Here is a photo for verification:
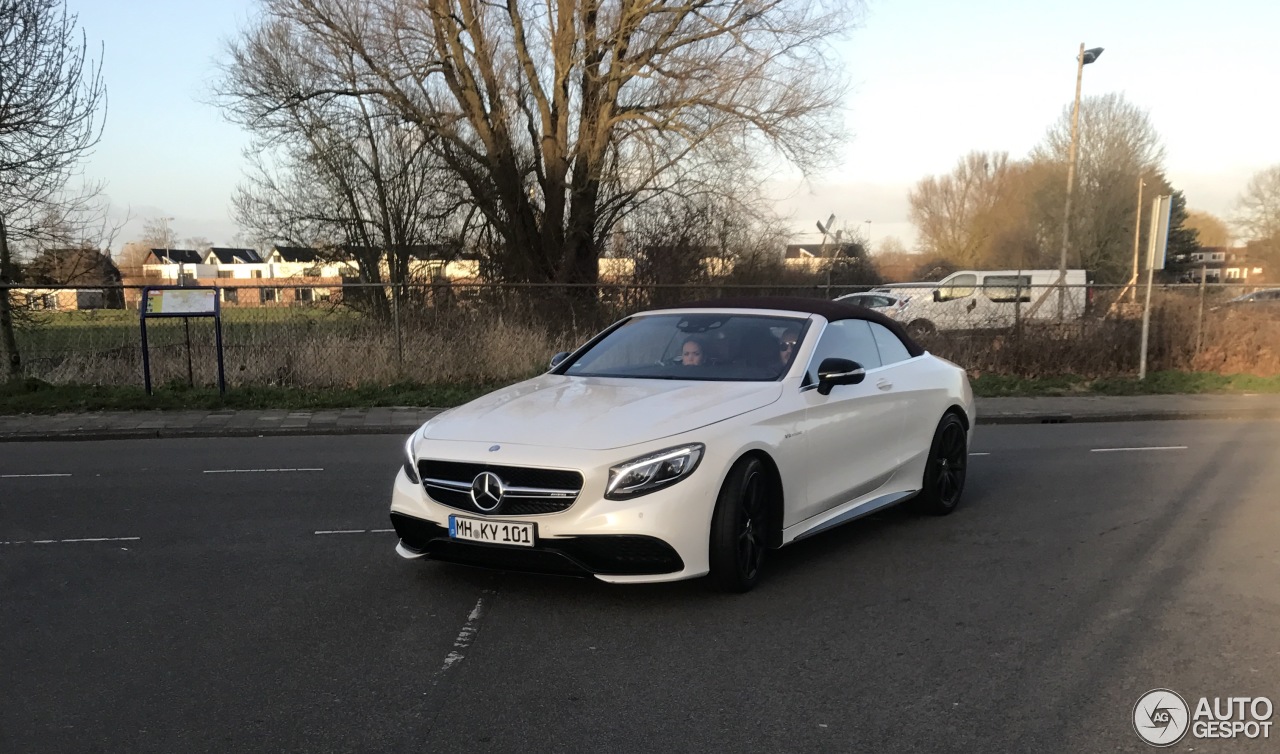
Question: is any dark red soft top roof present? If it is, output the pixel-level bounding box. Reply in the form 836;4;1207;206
669;296;925;358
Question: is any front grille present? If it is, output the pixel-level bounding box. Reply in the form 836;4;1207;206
418;459;584;516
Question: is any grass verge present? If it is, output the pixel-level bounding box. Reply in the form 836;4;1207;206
4;370;1280;414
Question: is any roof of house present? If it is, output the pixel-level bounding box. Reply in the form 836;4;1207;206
272;246;321;264
208;247;264;264
148;249;203;265
341;244;479;261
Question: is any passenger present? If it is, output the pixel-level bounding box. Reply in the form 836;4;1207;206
778;326;801;364
681;338;704;366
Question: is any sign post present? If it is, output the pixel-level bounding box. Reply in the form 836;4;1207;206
140;286;226;396
1138;195;1173;380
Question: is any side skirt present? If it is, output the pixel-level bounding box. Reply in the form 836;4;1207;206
784;489;919;544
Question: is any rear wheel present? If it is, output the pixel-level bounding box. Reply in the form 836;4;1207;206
708;457;770;593
912;413;968;515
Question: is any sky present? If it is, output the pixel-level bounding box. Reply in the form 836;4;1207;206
69;0;1280;254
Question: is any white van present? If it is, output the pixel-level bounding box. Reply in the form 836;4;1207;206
871;269;1090;334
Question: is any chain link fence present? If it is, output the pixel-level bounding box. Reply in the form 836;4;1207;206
4;280;1279;388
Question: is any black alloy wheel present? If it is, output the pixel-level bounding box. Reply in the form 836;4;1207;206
709;457;770;592
913;413;968;515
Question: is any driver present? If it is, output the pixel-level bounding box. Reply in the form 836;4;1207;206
681;338;704;366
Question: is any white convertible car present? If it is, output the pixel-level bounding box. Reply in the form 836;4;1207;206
390;298;975;592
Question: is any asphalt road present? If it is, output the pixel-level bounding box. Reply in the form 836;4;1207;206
2;421;1279;753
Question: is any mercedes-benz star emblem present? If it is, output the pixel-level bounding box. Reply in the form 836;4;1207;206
470;471;505;512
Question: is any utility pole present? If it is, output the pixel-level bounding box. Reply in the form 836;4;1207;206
1127;177;1145;304
1056;44;1104;319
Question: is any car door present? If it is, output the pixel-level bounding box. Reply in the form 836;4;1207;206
869;322;939;469
935;273;979;329
794;319;901;523
979;274;1031;328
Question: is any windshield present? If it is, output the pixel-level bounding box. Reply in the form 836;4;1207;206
561;313;809;381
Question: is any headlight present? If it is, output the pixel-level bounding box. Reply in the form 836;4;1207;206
605;443;704;500
402;430;421;484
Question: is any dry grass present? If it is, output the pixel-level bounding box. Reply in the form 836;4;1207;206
22;309;598;388
14;284;1280;387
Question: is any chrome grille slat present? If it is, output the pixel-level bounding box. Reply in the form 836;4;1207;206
418;459;584;516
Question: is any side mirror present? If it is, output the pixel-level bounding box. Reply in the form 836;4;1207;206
549;351;570;369
816;358;865;395
933;289;942;302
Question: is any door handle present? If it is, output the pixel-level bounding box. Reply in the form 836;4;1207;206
876;379;893;391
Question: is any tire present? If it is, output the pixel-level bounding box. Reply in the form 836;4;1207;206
912;413;968;516
906;319;936;337
708;456;771;593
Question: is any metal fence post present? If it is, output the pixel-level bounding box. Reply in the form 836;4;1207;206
391;280;404;373
1194;267;1207;356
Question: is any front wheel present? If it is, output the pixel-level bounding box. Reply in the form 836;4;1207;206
708;457;771;593
912;413;968;515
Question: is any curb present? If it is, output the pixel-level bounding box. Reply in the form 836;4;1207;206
978;409;1280;425
0;424;425;443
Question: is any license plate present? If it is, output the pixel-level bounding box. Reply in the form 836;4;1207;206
449;515;536;547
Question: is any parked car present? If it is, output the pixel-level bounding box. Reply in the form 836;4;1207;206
1211;288;1280;311
390;297;975;592
873;269;1091;335
833;291;913;320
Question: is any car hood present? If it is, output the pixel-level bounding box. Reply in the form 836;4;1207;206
420;375;783;451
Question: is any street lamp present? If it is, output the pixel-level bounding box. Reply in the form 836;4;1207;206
1056;43;1104;319
864;220;872;251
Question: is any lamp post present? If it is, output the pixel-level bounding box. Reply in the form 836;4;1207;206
864;220;872;251
1056;43;1104;319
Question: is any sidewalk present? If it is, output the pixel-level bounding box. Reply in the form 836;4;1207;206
2;394;1280;442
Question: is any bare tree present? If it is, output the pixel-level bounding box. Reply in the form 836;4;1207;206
21;205;122;287
870;242;919;283
1031;93;1167;282
223;0;856;290
1;0;106;380
115;217;183;277
183;236;214;254
908;151;1020;267
1185;210;1231;249
1234;165;1280;269
219;15;469;320
139;216;179;249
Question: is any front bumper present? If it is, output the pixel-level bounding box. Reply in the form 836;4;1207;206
390;512;685;578
388;441;724;583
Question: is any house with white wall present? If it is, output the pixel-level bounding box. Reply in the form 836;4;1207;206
141;249;215;282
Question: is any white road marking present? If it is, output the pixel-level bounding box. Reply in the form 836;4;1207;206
2;473;72;478
1090;446;1188;453
2;536;140;546
204;468;324;474
314;529;367;535
370;528;395;533
969;452;991;457
442;592;493;672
